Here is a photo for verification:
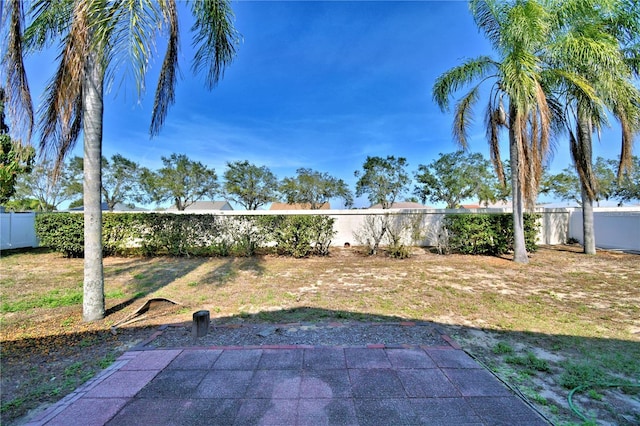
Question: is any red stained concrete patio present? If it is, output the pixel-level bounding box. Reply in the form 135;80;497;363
23;342;550;425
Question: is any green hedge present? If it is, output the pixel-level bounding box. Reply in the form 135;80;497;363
443;213;540;255
35;213;85;258
35;213;335;258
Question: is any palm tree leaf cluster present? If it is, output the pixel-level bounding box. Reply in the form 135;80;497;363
1;0;239;321
433;0;639;261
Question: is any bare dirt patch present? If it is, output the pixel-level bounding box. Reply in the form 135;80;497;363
1;245;639;425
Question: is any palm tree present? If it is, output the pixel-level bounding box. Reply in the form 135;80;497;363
545;0;640;255
433;0;557;263
2;0;238;321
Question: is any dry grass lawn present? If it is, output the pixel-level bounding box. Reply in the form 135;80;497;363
1;245;639;425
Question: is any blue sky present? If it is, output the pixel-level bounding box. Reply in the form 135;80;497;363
23;0;629;209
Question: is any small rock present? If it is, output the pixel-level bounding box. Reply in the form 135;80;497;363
257;327;277;338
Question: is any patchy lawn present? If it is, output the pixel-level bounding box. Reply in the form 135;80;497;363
1;245;638;425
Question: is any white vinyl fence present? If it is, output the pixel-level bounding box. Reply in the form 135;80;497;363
1;208;638;252
568;207;640;252
0;212;38;250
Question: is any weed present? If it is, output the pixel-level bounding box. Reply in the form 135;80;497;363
492;341;514;355
0;398;25;414
559;363;606;389
587;389;603;401
505;352;550;373
522;387;548;405
79;337;97;348
133;273;145;280
187;281;199;287
98;353;116;369
63;362;84;377
60;317;74;327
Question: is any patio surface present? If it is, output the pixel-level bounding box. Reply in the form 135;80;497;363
23;338;550;425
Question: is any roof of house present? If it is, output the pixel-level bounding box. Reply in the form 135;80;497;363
269;202;331;210
460;201;511;209
68;202;145;212
369;202;432;209
166;201;233;211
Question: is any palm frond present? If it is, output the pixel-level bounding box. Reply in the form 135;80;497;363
103;0;163;98
38;0;91;178
453;86;480;149
23;0;74;51
150;0;180;137
191;0;239;89
610;85;640;178
469;0;505;51
432;56;496;111
484;97;506;186
3;0;34;142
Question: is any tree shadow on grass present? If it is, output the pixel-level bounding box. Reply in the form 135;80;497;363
102;257;209;316
199;255;267;287
103;255;267;316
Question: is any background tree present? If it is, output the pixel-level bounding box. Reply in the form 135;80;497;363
544;156;640;206
0;87;34;204
2;197;52;212
615;155;640;205
14;158;76;211
543;158;617;206
414;151;501;208
541;167;581;205
223;160;279;210
68;154;142;211
3;0;238;321
354;155;410;209
140;153;218;211
280;168;353;209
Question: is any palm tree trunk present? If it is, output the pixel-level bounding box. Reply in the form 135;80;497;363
82;48;105;322
576;114;597;255
581;186;596;254
509;108;529;264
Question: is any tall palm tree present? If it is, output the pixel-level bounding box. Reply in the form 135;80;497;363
545;0;640;255
2;0;238;321
433;0;557;263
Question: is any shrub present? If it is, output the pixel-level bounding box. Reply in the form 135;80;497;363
442;213;540;255
261;215;336;258
36;213;84;258
353;214;389;255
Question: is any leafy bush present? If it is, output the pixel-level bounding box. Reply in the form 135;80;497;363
36;213;85;258
442;213;540;255
261;215;336;258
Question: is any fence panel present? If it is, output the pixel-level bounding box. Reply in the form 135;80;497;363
569;208;640;252
0;212;39;250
